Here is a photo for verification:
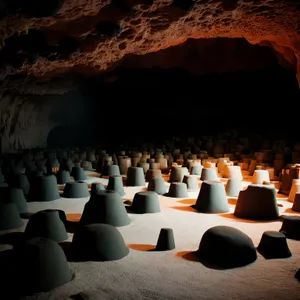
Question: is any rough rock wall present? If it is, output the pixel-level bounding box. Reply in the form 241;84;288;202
0;0;299;152
0;0;299;85
0;90;86;153
0;93;58;153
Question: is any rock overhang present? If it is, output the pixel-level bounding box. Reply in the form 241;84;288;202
0;0;299;89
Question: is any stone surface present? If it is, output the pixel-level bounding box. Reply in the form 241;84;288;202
0;0;299;152
0;92;58;152
0;0;298;85
0;90;87;153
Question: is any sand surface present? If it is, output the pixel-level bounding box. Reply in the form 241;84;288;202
1;170;300;300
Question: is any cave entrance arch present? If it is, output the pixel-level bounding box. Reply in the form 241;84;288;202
46;125;87;148
83;37;300;140
47;125;105;148
47;126;68;148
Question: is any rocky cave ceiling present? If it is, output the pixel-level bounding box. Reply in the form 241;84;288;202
0;0;299;93
0;0;300;153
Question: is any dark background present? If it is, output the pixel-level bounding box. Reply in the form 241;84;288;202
47;38;300;148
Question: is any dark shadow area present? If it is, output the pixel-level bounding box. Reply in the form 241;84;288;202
47;125;98;148
0;249;15;295
0;36;298;152
20;212;34;219
46;90;96;148
176;250;199;261
65;220;79;234
78;66;299;146
64;214;82;234
176;250;256;270
0;231;25;246
70;293;86;300
125;206;136;213
42;38;300;149
59;241;73;260
176;250;207;264
119;37;280;75
256;247;292;260
123;199;132;205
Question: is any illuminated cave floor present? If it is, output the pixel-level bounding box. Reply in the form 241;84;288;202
2;170;300;300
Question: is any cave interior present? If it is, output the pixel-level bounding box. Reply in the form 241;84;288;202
0;0;299;152
0;1;300;299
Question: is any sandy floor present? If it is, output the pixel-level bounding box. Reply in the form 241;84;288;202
1;170;300;300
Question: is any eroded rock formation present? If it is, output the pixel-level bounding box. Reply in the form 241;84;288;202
0;0;299;152
0;92;58;152
0;0;299;84
0;91;87;153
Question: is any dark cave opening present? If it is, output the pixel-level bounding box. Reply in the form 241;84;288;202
17;37;300;150
50;37;298;148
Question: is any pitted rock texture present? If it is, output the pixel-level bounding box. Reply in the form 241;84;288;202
0;0;299;85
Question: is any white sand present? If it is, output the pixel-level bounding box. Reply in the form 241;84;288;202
3;171;300;300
